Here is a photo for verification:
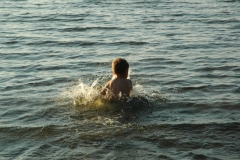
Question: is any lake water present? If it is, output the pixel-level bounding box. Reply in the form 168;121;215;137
1;0;240;159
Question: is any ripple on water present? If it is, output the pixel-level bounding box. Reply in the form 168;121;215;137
1;0;240;159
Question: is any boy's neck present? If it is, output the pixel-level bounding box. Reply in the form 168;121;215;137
115;74;127;79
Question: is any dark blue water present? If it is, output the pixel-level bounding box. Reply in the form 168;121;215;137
1;0;240;159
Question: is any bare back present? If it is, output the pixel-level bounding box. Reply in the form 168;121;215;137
103;77;132;100
108;77;132;96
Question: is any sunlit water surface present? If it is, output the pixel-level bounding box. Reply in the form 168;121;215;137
1;0;240;159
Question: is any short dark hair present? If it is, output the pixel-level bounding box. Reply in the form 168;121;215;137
112;58;129;74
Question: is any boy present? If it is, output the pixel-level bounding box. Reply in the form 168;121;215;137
101;58;132;101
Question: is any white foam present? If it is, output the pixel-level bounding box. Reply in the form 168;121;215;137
60;76;150;109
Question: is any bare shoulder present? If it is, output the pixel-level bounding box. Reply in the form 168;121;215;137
111;78;132;86
126;79;132;84
125;79;132;88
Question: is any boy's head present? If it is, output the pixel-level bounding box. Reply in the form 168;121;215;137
112;58;129;75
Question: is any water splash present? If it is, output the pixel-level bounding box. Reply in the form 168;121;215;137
60;78;104;108
61;77;153;110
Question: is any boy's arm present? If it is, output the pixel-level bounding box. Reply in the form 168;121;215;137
129;80;133;96
100;81;110;95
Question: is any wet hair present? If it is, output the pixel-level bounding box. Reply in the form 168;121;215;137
112;58;129;74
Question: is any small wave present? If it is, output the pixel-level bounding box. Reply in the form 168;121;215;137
194;65;239;72
184;101;239;109
166;43;212;50
220;0;239;3
26;40;98;46
25;40;148;47
234;87;240;93
185;152;221;160
113;41;148;45
204;18;240;24
198;73;230;78
171;13;185;17
139;57;168;62
61;26;124;32
233;67;240;71
1;13;88;22
27;77;68;87
3;40;19;45
3;84;26;91
38;17;85;22
142;20;173;24
141;122;240;131
179;85;211;92
35;64;72;71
